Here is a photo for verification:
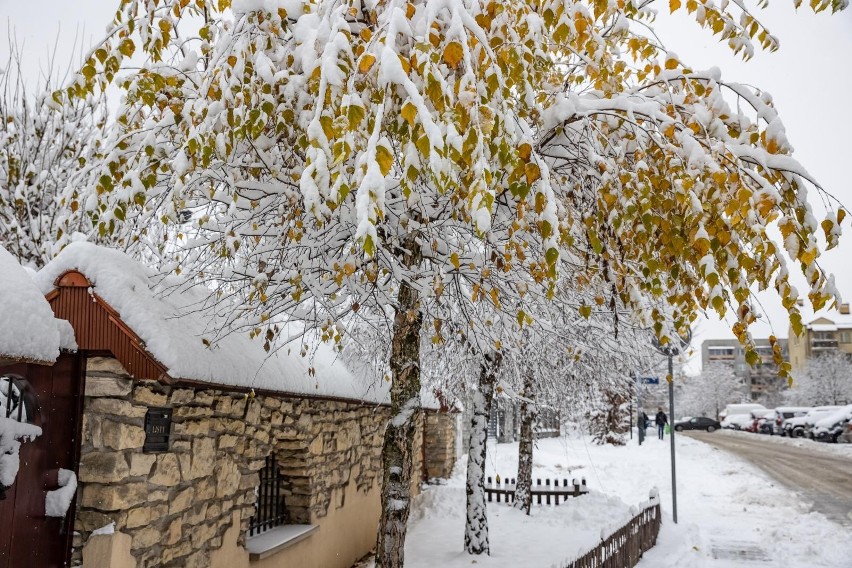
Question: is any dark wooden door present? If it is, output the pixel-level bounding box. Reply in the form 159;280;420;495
0;353;84;568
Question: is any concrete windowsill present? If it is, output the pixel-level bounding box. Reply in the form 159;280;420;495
246;524;318;561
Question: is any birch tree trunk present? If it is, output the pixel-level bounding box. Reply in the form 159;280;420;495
464;352;501;555
375;279;423;568
514;372;536;515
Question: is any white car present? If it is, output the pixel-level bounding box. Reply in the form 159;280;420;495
721;414;753;430
783;406;841;438
812;405;852;443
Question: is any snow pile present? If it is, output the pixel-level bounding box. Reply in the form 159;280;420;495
0;416;42;487
45;468;77;517
0;245;64;363
36;243;389;404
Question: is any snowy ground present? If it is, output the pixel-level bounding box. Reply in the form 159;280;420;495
391;430;852;568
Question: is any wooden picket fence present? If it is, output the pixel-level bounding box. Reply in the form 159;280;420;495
484;477;589;505
561;492;661;568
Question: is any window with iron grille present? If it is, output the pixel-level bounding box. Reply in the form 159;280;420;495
249;455;290;536
1;375;38;424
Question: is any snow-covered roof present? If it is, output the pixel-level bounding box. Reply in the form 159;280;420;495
800;307;852;330
0;246;73;364
36;242;392;405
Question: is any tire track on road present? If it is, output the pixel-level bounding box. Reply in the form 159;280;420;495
686;431;852;526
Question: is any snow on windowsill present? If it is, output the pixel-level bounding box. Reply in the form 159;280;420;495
245;524;318;561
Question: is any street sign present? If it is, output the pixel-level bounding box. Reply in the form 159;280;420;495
639;377;660;385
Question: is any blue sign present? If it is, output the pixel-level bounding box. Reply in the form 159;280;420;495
639;377;659;385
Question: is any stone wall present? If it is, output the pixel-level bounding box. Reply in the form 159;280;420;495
74;357;409;568
423;412;458;479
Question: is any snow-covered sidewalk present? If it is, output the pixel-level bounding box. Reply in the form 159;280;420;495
394;432;852;567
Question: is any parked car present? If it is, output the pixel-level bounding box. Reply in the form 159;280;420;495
756;410;778;435
783;406;841;438
812;405;852;443
721;414;753;430
720;403;766;421
774;407;811;435
674;417;721;432
747;409;774;433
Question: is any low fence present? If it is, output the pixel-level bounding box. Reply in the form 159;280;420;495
561;491;661;568
484;476;589;505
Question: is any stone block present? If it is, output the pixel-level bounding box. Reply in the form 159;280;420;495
170;388;195;405
169;486;195;515
183;503;208;525
130;525;161;550
162;539;193;563
129;453;157;477
86;357;130;376
175;406;214;419
149;453;181;486
76;510;119;532
188;437;215;479
190;522;218;549
81;482;148;511
85;376;133;398
218;435;238;449
195;479;216;500
79;452;130;484
132;386;168;406
102;421;146;451
165;517;182;545
124;506;150;529
215;456;241;498
88;398;148;419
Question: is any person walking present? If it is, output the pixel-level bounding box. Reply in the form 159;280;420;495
655;408;668;440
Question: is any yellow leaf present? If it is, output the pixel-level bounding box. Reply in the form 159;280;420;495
376;146;394;176
670;0;681;11
839;208;847;225
450;252;460;270
359;54;376;74
579;305;592;319
401;102;417;127
443;41;464;69
518;143;532;161
524;163;541;185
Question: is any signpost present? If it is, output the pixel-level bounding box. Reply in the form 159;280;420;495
651;330;691;524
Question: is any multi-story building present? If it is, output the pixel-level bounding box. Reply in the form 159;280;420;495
700;337;789;401
788;302;852;373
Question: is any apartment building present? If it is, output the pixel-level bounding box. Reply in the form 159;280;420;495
701;337;789;400
788;302;852;373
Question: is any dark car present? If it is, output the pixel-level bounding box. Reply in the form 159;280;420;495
674;417;721;432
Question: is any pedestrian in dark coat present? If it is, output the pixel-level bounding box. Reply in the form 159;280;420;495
655;408;668;440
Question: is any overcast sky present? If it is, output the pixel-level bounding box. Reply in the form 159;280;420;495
2;1;851;371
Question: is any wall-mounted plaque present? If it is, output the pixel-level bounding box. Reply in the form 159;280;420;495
143;407;171;453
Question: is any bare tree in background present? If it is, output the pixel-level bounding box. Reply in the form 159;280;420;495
787;352;852;406
0;41;107;267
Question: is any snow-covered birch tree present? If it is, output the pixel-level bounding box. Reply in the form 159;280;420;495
678;362;745;419
788;351;852;406
63;0;848;564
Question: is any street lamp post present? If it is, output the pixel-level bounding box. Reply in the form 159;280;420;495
652;329;691;524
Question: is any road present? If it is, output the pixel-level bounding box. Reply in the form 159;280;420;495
686;431;852;527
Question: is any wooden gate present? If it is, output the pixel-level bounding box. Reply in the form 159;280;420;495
0;353;84;568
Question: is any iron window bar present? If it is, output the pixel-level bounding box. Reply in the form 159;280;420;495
249;454;289;536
